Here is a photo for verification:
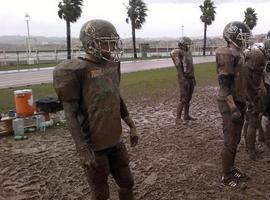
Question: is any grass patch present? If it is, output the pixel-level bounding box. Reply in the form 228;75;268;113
0;57;170;71
0;63;56;71
121;62;217;100
195;62;217;85
0;62;216;113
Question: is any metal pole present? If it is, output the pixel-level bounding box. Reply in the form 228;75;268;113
181;25;184;37
55;48;58;64
25;13;31;64
3;50;7;66
36;50;39;66
16;51;20;68
166;41;169;56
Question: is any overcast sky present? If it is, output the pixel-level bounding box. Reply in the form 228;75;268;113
1;0;270;39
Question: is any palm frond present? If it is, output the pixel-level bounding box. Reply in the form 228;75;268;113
57;0;83;23
243;7;257;30
126;0;148;30
199;0;216;25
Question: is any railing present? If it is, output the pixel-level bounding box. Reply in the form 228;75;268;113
0;46;217;67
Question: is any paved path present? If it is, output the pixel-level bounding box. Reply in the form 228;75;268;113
0;56;215;89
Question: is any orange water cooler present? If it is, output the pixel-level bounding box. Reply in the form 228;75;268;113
14;89;35;117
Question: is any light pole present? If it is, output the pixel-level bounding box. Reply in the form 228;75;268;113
181;25;184;38
25;13;31;64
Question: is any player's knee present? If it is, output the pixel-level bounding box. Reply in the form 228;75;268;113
119;173;134;189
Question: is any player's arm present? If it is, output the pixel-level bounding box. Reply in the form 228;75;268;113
53;67;96;168
216;51;241;121
120;96;139;147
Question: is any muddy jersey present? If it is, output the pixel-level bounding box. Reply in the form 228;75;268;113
262;61;270;115
215;47;246;103
244;48;266;103
53;58;128;151
264;61;270;86
170;48;195;79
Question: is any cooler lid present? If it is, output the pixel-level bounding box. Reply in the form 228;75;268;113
14;89;32;94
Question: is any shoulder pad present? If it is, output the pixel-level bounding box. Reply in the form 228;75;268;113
251;48;264;59
170;48;180;54
215;47;240;57
54;58;86;71
53;58;86;102
245;48;265;70
170;48;184;57
215;47;242;75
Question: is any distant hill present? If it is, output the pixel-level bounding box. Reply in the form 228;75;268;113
0;35;75;51
0;35;215;51
0;35;66;45
0;34;267;52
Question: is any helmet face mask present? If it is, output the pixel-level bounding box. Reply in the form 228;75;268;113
90;36;123;61
235;30;251;49
223;21;251;50
80;20;123;62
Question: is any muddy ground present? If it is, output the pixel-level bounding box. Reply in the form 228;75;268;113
0;86;270;200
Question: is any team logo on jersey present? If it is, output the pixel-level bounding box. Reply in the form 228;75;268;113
90;69;104;78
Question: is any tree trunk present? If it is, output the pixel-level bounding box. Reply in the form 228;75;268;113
66;20;71;59
131;21;137;59
203;22;207;56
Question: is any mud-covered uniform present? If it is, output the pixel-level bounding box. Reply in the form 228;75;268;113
215;46;246;177
170;48;196;120
53;57;134;200
245;49;265;127
261;61;270;152
244;48;266;158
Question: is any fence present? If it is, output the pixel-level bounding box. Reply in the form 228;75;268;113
0;45;217;67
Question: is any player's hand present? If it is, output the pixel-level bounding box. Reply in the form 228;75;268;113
77;145;96;168
130;128;139;147
231;108;242;123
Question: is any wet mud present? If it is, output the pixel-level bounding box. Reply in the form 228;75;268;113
1;86;270;200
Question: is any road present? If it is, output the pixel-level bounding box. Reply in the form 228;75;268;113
0;56;215;89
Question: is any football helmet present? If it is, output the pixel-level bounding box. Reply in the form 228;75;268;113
223;21;251;49
79;19;123;61
178;37;193;51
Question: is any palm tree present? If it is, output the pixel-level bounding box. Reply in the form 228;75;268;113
243;7;257;30
58;0;83;59
125;0;148;59
199;0;216;56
